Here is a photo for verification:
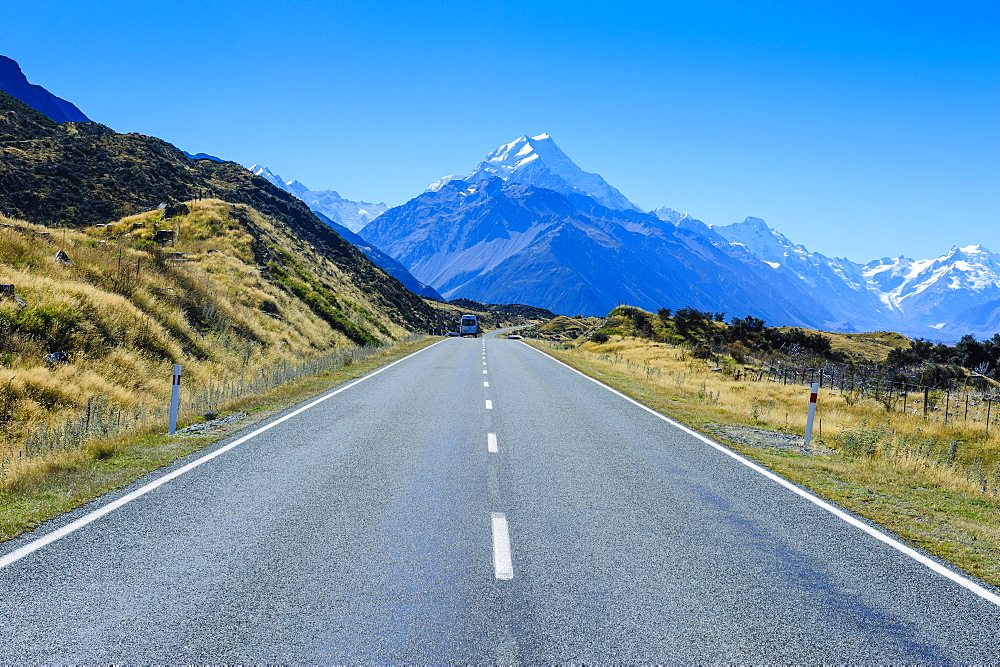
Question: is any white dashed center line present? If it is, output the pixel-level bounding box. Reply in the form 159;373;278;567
484;381;489;387
485;400;493;409
491;513;514;580
483;369;488;374
487;432;498;453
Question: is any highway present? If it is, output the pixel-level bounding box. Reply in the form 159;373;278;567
1;333;998;661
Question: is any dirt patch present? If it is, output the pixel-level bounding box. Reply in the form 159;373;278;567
707;424;834;456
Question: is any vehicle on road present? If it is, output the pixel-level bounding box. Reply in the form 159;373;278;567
459;314;480;338
445;331;460;337
507;334;524;340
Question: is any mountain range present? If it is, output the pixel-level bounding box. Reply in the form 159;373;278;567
249;165;388;233
363;134;1000;340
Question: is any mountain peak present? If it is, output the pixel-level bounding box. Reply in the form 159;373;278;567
443;133;642;212
741;216;770;231
0;55;91;123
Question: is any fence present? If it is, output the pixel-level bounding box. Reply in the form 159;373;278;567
3;335;423;471
736;363;1000;431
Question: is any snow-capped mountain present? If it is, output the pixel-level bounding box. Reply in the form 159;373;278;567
701;215;1000;339
249;165;388;232
428;134;641;212
376;133;1000;339
362;176;837;323
709;216;891;332
863;246;1000;337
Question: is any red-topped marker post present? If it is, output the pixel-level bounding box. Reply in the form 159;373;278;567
804;382;819;446
168;365;182;435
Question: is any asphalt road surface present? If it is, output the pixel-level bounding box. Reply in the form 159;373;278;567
1;334;999;662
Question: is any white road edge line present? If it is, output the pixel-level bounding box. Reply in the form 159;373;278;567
0;339;448;572
488;432;498;453
521;342;1000;608
491;512;514;580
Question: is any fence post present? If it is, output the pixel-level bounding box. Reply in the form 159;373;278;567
804;382;819;446
168;365;181;435
923;387;929;419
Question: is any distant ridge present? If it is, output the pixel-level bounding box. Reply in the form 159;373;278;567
183;150;225;162
0;55;91;123
249;165;388;233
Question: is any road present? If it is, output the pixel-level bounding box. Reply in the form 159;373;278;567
1;334;998;661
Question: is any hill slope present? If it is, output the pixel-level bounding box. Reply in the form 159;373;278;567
0;200;420;448
0;90;438;331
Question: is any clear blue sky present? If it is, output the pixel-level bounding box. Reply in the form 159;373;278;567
3;0;997;262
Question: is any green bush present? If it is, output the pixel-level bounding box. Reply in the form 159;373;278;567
836;421;889;457
12;304;83;350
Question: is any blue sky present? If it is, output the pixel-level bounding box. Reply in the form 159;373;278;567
3;0;997;262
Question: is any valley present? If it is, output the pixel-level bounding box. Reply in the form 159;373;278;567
1;45;998;661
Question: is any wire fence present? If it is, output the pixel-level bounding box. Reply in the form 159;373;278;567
3;335;423;473
746;364;1000;431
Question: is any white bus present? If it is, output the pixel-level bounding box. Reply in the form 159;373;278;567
459;314;479;338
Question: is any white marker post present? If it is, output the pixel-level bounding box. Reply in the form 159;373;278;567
804;382;819;446
168;364;182;435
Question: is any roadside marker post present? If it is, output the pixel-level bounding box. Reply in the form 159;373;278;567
168;365;182;435
804;382;819;446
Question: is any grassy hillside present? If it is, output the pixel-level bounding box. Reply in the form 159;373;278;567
777;328;912;363
0;90;441;332
0;200;421;456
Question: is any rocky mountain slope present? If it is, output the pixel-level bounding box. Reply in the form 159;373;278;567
362;176;835;324
0;55;90;123
0;90;442;333
248;164;437;298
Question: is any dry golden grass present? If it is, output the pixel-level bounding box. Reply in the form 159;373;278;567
538;336;1000;586
775;327;912;363
563;336;1000;487
0;200;408;465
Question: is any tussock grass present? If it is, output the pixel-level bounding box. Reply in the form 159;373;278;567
0;200;409;469
538;337;1000;586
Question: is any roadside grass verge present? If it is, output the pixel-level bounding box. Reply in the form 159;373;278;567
532;338;1000;589
0;336;437;542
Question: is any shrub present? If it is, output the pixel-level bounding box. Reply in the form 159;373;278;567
590;332;610;343
836;421;889;457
